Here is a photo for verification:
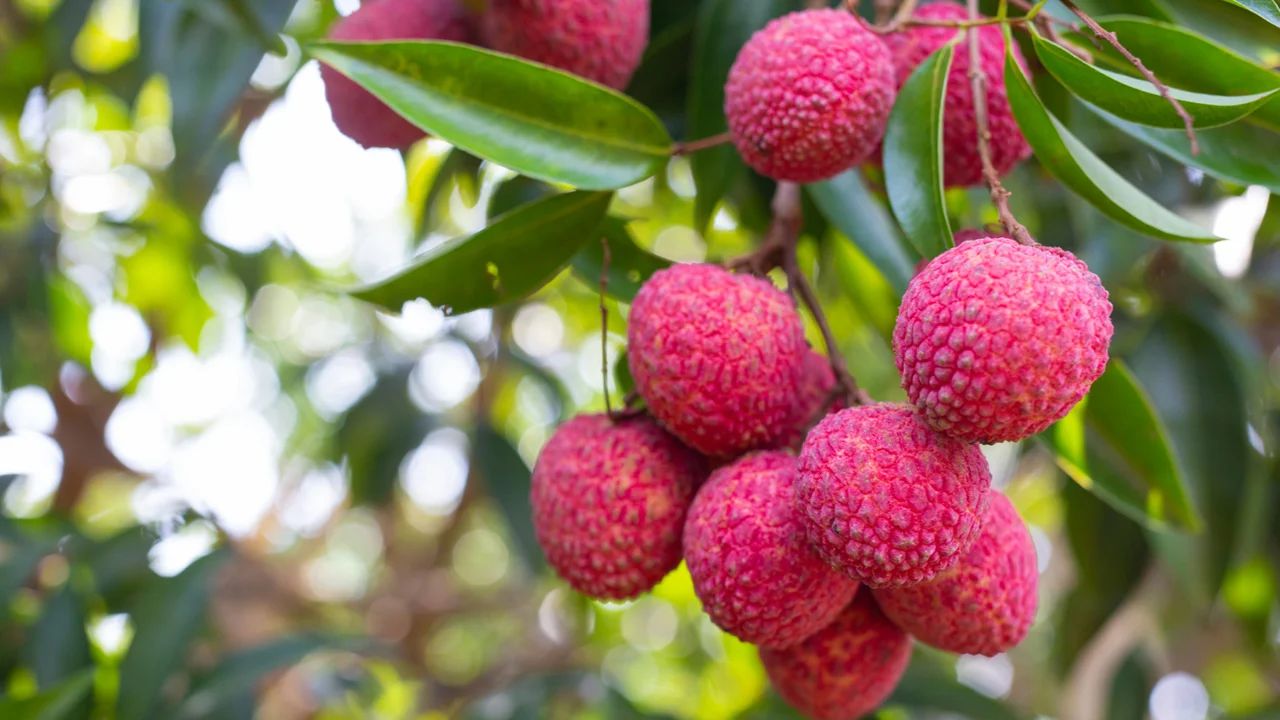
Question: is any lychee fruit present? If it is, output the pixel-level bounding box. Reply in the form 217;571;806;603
915;228;1009;274
724;9;896;183
627;264;809;458
319;0;477;149
779;351;842;450
530;414;705;600
883;1;1030;187
893;236;1114;444
684;451;860;649
797;403;991;588
760;591;912;720
483;0;649;90
875;491;1038;656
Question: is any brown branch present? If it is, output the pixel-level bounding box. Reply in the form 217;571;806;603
599;235;613;416
671;131;732;157
871;0;919;33
1060;0;1198;155
966;0;1036;246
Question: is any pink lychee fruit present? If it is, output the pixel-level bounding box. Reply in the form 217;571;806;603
627;264;809;458
684;451;860;649
883;1;1030;187
875;491;1038;656
779;350;843;450
319;0;477;149
893;236;1114;444
915;228;1010;274
530;414;705;600
760;591;912;720
483;0;650;90
724;9;896;183
797;403;991;588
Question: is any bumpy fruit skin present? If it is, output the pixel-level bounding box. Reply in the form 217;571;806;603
483;0;649;89
724;9;896;183
797;404;991;588
875;491;1038;656
780;351;841;449
760;591;912;720
684;452;860;649
531;414;705;600
915;228;1008;274
893;237;1114;444
320;0;477;149
884;1;1030;187
628;264;808;458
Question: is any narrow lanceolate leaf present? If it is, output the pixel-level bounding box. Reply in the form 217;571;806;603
570;217;671;302
807;171;919;297
353;191;613;313
1032;32;1277;128
884;43;955;260
1217;0;1280;27
472;424;543;572
1003;33;1218;243
1044;360;1201;532
310;41;672;190
687;0;797;230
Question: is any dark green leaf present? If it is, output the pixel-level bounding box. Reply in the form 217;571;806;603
353;191;613;313
1107;650;1153;720
0;670;94;720
1158;0;1280;61
81;527;156;611
28;585;92;689
614;350;635;398
420;148;483;234
888;652;1026;719
1044;360;1201;532
1004;32;1218;243
570;217;671;302
686;0;796;229
338;368;431;508
118;550;229;720
807;170;919;296
310;41;672;190
1032;32;1277;128
487;176;556;220
1218;0;1280;26
885;43;956;259
472;424;542;572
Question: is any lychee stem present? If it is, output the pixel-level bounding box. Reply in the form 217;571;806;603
599;234;614;416
671;131;733;156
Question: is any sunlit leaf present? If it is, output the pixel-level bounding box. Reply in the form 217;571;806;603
807;170;919;296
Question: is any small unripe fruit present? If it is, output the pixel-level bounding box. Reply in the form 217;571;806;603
893;236;1114;444
875;491;1038;656
760;591;911;720
320;0;477;149
684;452;860;649
797;403;991;588
725;9;896;183
483;0;649;90
628;264;808;458
884;1;1030;187
531;414;705;600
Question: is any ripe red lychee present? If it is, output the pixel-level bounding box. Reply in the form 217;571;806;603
627;264;809;458
760;591;911;720
915;228;1009;274
883;1;1030;187
724;9;896;183
797;403;991;588
530;414;705;600
483;0;649;90
893;236;1114;444
875;491;1038;656
779;351;842;450
684;452;860;649
319;0;477;149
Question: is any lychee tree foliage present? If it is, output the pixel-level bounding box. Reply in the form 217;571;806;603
0;0;1279;719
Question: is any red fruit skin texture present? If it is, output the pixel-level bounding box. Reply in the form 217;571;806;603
627;264;809;458
875;491;1037;656
760;591;912;720
319;0;477;149
483;0;649;90
797;404;991;588
724;9;896;183
530;414;705;600
684;452;860;649
780;351;842;450
884;1;1030;187
914;228;1009;274
893;237;1114;444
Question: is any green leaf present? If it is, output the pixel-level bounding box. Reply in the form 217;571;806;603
885;43;956;259
472;424;543;572
686;0;796;229
310;41;672;191
487;176;556;220
338;368;432;508
1108;650;1154;720
28;585;92;689
0;670;94;720
1044;360;1201;532
1217;0;1280;27
807;171;919;296
353;191;613;313
888;653;1026;719
570;217;671;302
117;550;229;720
1003;32;1218;243
419;148;483;234
1032;32;1277;128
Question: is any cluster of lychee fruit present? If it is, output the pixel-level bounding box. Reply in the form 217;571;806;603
532;236;1112;718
